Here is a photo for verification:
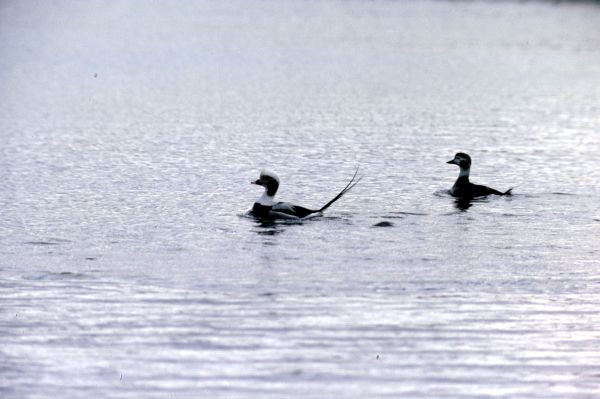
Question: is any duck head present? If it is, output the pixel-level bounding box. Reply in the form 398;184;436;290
251;170;280;197
447;153;471;177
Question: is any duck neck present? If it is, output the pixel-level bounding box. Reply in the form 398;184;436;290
455;168;470;186
257;190;276;206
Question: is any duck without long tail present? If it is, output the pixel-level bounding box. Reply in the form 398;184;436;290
250;169;361;219
447;153;512;198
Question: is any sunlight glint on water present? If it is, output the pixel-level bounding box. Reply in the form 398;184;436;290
1;1;600;398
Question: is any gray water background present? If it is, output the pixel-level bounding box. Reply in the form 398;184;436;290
1;0;600;397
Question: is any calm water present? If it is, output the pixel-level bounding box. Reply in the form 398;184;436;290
1;0;600;397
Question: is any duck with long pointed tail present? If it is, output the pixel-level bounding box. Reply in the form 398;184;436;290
250;169;361;219
447;153;512;198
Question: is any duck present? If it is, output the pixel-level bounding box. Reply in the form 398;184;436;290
447;153;512;198
250;169;360;219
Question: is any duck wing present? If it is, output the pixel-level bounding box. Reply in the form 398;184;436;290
272;202;315;219
469;183;510;197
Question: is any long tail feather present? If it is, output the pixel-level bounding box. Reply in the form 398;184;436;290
503;188;513;196
318;168;362;213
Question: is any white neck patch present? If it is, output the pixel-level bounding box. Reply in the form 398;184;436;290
257;191;276;206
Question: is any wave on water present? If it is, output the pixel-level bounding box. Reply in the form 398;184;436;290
22;271;93;281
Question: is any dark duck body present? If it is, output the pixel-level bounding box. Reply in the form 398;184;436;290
447;153;512;199
250;169;360;220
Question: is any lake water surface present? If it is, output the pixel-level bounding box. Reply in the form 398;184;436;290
1;1;600;398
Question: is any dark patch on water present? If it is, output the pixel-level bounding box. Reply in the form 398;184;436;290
552;192;577;196
25;237;72;246
391;211;428;216
165;246;185;252
375;212;428;220
255;228;284;237
24;271;91;280
373;221;394;227
59;272;79;277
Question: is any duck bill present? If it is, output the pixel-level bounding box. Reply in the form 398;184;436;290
446;159;457;165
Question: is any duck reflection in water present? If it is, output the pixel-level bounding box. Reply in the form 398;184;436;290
254;219;294;235
454;197;474;211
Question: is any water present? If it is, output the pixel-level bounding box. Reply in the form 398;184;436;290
1;0;600;397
